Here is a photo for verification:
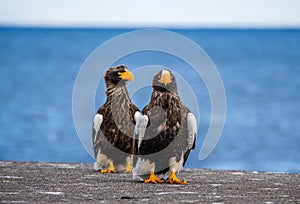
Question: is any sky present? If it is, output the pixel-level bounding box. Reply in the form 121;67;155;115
0;0;300;28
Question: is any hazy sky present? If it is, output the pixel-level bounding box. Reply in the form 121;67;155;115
1;0;300;27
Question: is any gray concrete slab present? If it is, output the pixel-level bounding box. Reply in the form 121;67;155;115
0;161;299;203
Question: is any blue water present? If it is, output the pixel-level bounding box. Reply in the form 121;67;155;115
0;28;300;173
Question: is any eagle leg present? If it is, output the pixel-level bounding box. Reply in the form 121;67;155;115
166;171;187;184
100;161;116;173
144;172;162;184
124;162;132;173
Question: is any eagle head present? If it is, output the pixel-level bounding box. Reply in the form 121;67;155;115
152;69;177;92
104;65;134;86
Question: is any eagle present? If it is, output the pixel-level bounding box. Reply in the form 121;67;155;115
133;69;197;184
92;65;140;173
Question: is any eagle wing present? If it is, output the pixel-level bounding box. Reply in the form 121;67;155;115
92;113;104;170
92;113;103;147
186;112;197;151
181;112;197;167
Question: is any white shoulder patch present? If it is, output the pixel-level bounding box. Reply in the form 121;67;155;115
135;114;149;149
93;113;103;143
134;111;142;125
187;112;197;150
134;111;142;136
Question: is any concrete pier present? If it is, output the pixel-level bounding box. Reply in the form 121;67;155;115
1;161;299;203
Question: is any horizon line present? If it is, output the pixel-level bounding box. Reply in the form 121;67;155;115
1;23;300;29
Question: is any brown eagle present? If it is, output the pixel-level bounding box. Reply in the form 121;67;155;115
133;69;197;184
92;65;140;173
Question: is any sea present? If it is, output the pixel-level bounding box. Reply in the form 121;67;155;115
0;28;299;173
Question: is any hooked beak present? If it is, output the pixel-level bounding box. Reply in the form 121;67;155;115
119;69;134;81
159;71;172;86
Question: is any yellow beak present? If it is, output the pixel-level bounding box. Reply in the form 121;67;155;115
159;72;172;86
118;69;134;81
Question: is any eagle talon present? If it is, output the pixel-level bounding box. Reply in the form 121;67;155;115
166;171;187;184
100;161;116;173
100;169;116;173
144;172;163;184
124;163;132;173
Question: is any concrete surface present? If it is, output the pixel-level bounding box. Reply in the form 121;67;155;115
0;161;299;203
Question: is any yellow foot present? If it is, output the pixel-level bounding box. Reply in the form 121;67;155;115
124;163;132;173
100;161;116;173
166;171;187;184
144;172;162;184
